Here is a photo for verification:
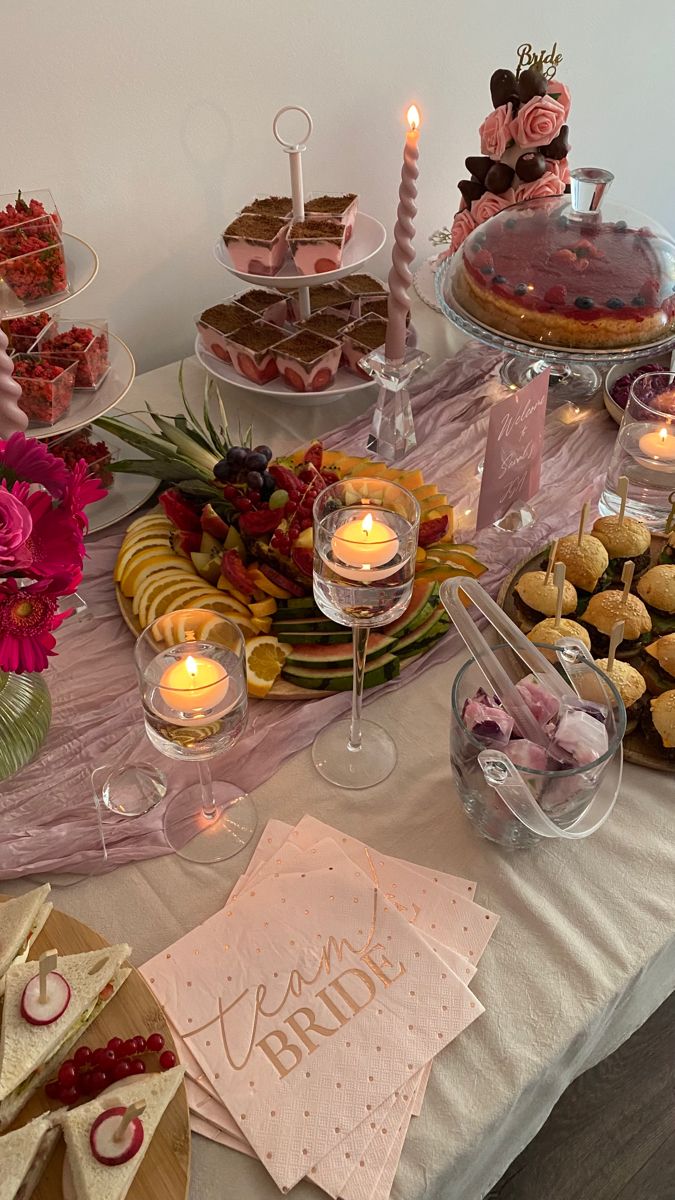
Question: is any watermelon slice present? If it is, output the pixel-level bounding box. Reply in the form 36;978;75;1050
286;633;394;668
282;653;401;691
382;580;437;637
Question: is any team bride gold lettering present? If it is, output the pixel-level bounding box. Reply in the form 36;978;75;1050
516;41;563;79
181;887;408;1080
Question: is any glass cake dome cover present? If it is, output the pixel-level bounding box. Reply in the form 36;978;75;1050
445;168;675;351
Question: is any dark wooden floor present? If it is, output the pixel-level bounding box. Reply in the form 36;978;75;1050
487;991;675;1200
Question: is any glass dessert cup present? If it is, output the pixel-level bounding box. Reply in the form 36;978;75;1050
288;219;346;275
436;168;675;409
195;302;256;362
305;193;359;241
13;354;77;424
0;219;68;305
288;282;352;322
223;320;283;384
274;330;342;392
450;643;625;849
40;318;110;389
134;608;256;863
222;213;290;276
599;371;675;528
1;310;53;353
341;315;388;377
233;287;288;327
311;479;420;789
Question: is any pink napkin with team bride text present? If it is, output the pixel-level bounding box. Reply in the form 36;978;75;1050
143;838;484;1193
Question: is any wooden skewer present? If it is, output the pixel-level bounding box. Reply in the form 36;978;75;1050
577;502;589;547
665;490;675;536
544;539;559;588
114;1101;146;1144
38;950;58;1005
553;562;566;630
607;620;625;673
617;476;629;528
621;560;635;605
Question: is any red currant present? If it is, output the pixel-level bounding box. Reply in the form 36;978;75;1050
113;1059;132;1081
132;1035;147;1054
223;485;237;500
60;1086;79;1106
76;1073;92;1097
106;1037;124;1058
159;1050;177;1071
89;1069;107;1093
58;1062;76;1087
74;1046;92;1069
248;490;261;504
129;1059;146;1075
45;1080;60;1100
146;1032;165;1053
121;1039;137;1058
94;1047;116;1068
235;496;253;512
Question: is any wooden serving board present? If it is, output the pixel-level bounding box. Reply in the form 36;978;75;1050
1;896;191;1200
497;539;674;774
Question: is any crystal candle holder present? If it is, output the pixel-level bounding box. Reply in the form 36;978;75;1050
361;345;429;463
311;478;420;789
134;608;256;863
599;371;675;528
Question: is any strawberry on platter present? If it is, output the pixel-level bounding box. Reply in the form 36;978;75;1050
102;367;487;698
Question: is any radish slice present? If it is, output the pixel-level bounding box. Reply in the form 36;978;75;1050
20;971;71;1025
90;1107;144;1165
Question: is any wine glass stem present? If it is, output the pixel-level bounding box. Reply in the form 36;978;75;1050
198;760;216;820
349;626;369;752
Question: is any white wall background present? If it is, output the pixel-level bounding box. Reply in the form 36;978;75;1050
5;0;675;374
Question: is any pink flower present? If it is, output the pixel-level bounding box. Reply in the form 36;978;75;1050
547;79;571;121
64;459;107;532
479;103;513;159
515;172;566;203
0;485;32;571
546;157;571;185
0;431;68;499
510;95;565;149
20;489;85;587
0;578;71;673
450;209;477;254
471;189;516;225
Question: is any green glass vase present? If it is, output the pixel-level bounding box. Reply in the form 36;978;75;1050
0;671;51;781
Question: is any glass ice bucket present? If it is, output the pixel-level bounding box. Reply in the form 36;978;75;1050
450;643;626;849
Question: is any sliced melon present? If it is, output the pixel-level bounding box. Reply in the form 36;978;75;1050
282;652;401;691
272;616;343;635
394;609;449;656
382;580;437;636
286;632;394;668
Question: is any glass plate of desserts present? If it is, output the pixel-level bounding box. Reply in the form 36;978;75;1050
214;192;386;288
435;168;675;405
192;278;411;404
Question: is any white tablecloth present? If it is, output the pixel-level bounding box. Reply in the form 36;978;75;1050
5;296;674;1200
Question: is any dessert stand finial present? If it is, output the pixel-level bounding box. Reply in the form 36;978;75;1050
273;105;314;318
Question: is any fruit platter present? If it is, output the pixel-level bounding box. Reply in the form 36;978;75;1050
498;511;675;771
102;391;486;699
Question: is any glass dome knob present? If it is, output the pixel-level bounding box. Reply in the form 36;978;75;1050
570;167;614;216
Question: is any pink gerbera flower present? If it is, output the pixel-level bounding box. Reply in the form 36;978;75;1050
0;431;69;499
64;459;107;531
21;489;85;584
0;578;71;673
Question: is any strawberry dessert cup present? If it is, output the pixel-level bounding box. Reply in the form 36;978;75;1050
1;311;52;353
47;425;114;486
288;282;352;322
242;195;293;219
305;193;359;241
274;330;342;392
234;287;288;327
288;219;346;275
297;311;349;342
340;272;388;318
41;319;110;389
196;302;256;362
341;315;388;377
12;355;77;424
0;217;67;304
223;213;290;276
224;321;284;384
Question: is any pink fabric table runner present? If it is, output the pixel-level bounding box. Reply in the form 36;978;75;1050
0;344;620;878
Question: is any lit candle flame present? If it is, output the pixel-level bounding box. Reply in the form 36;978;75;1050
362;512;373;536
185;655;198;678
660;428;668;444
407;105;420;131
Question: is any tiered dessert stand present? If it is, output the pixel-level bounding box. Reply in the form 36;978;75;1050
0;207;155;532
195;107;388;407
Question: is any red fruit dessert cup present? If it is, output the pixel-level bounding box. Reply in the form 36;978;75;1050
41;319;110;389
0;190;62;236
12;355;77;425
341;315;388;377
47;425;114;486
1;311;52;353
297;311;349;342
242;196;293;219
305;193;359;242
274;330;342;392
195;302;256;363
340;273;387;318
224;321;284;384
288;282;352;323
234;287;288;327
289;219;346;275
0;218;67;304
222;214;290;276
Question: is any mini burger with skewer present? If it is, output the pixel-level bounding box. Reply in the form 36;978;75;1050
555;503;609;593
582;561;652;657
594;620;647;733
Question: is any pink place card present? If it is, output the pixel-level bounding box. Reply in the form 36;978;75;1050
476;368;550;529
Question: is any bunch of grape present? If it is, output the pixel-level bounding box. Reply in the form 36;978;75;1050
44;1032;177;1106
214;444;276;506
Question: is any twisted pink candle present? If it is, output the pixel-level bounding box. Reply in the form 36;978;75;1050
0;328;27;436
385;106;420;363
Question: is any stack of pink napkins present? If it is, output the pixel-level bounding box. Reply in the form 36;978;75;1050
141;815;499;1198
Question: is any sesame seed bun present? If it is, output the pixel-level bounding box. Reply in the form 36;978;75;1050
515;570;577;617
592;515;651;559
637;564;675;614
594;657;646;708
527;618;591;651
650;690;675;748
555;534;609;592
583;590;652;640
645;633;675;677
